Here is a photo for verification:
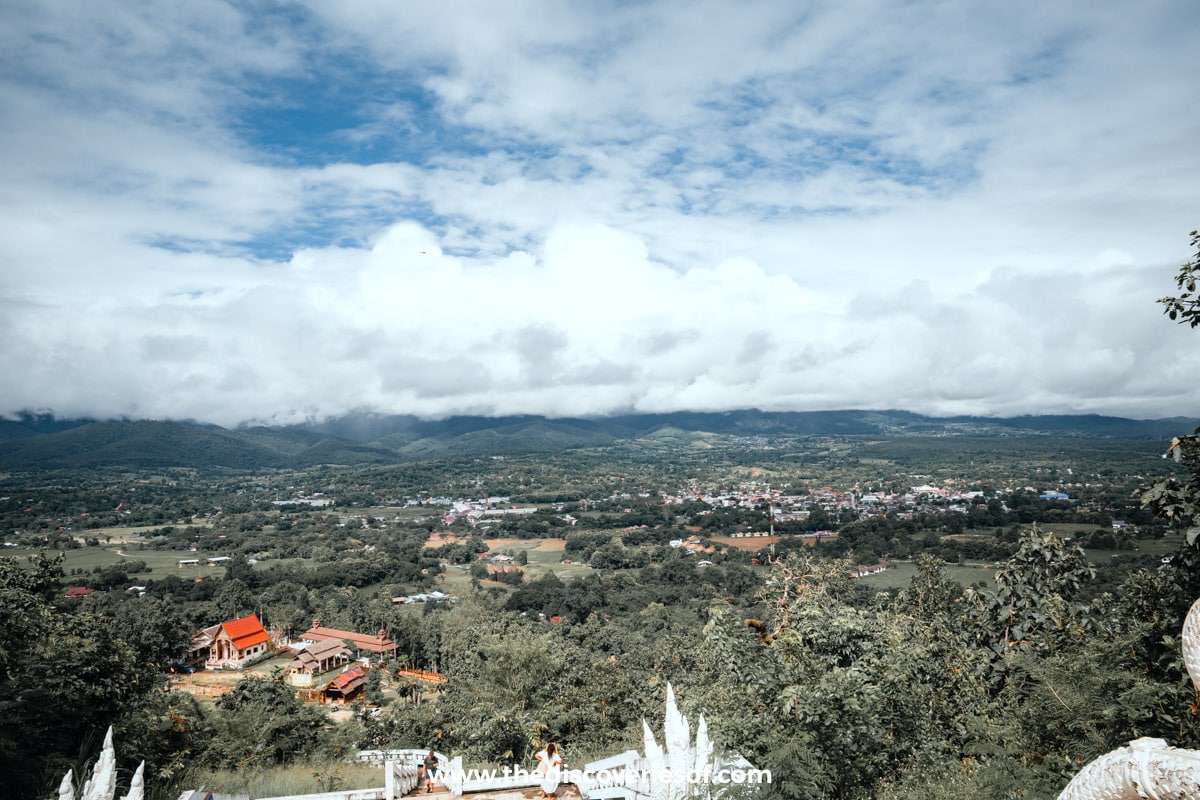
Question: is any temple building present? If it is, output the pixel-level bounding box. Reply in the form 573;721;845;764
299;619;397;661
286;638;352;686
323;665;369;705
190;613;272;670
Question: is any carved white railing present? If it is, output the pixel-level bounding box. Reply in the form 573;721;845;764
443;756;463;796
441;754;544;796
575;750;647;800
1057;597;1200;799
384;760;421;799
203;760;417;800
254;790;384;800
75;687;758;800
59;734;424;800
55;727;144;800
195;758;418;800
456;771;543;793
356;750;448;768
1057;737;1200;800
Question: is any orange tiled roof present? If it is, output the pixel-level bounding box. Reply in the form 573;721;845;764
223;614;270;650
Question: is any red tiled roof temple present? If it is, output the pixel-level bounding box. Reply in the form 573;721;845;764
302;620;396;654
224;613;270;650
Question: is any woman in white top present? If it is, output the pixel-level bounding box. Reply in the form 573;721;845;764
536;742;562;799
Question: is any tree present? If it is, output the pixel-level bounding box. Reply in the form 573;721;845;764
201;677;330;769
109;595;191;667
1141;432;1200;548
1143;229;1200;548
365;669;384;705
695;554;996;799
1137;227;1200;602
1158;229;1200;328
211;578;255;621
1127;229;1200;737
966;527;1095;658
0;554;170;800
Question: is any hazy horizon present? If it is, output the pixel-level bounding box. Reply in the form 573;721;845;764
6;407;1199;431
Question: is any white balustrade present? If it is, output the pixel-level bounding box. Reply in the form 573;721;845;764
255;791;384;800
384;760;421;800
75;685;758;800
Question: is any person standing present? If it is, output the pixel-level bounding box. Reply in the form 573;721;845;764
536;742;562;799
423;750;439;793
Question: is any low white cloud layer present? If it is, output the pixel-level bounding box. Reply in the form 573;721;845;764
1;0;1198;425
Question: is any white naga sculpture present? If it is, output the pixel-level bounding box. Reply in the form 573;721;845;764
576;682;756;800
1057;597;1200;799
640;682;713;800
54;727;144;800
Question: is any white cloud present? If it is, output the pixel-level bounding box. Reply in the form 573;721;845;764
2;218;1196;425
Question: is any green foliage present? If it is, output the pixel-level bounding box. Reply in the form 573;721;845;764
365;668;384;704
204;677;332;769
105;595;192;667
1141;430;1200;547
0;551;61;674
1159;229;1200;328
0;553;177;800
690;531;1200;800
115;690;211;791
965;528;1095;661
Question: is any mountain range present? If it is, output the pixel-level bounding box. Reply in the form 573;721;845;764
0;410;1196;471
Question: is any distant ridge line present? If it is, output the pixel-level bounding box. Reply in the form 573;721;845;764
0;409;1196;470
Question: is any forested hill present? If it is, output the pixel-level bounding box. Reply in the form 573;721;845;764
0;410;1196;470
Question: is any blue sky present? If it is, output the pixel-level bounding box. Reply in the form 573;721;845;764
1;0;1198;425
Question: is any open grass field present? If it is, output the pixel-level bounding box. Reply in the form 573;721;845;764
431;566;483;596
76;522;213;542
424;530;460;548
482;537;596;580
16;521;1180;598
8;540;235;580
853;532;1184;591
852;560;1000;589
415;536;595;600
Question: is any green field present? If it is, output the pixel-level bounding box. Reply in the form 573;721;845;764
75;522;213;542
15;527;1181;597
855;532;1184;591
428;537;595;597
8;543;230;580
852;560;996;590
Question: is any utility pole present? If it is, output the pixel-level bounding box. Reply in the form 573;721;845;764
767;483;776;557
